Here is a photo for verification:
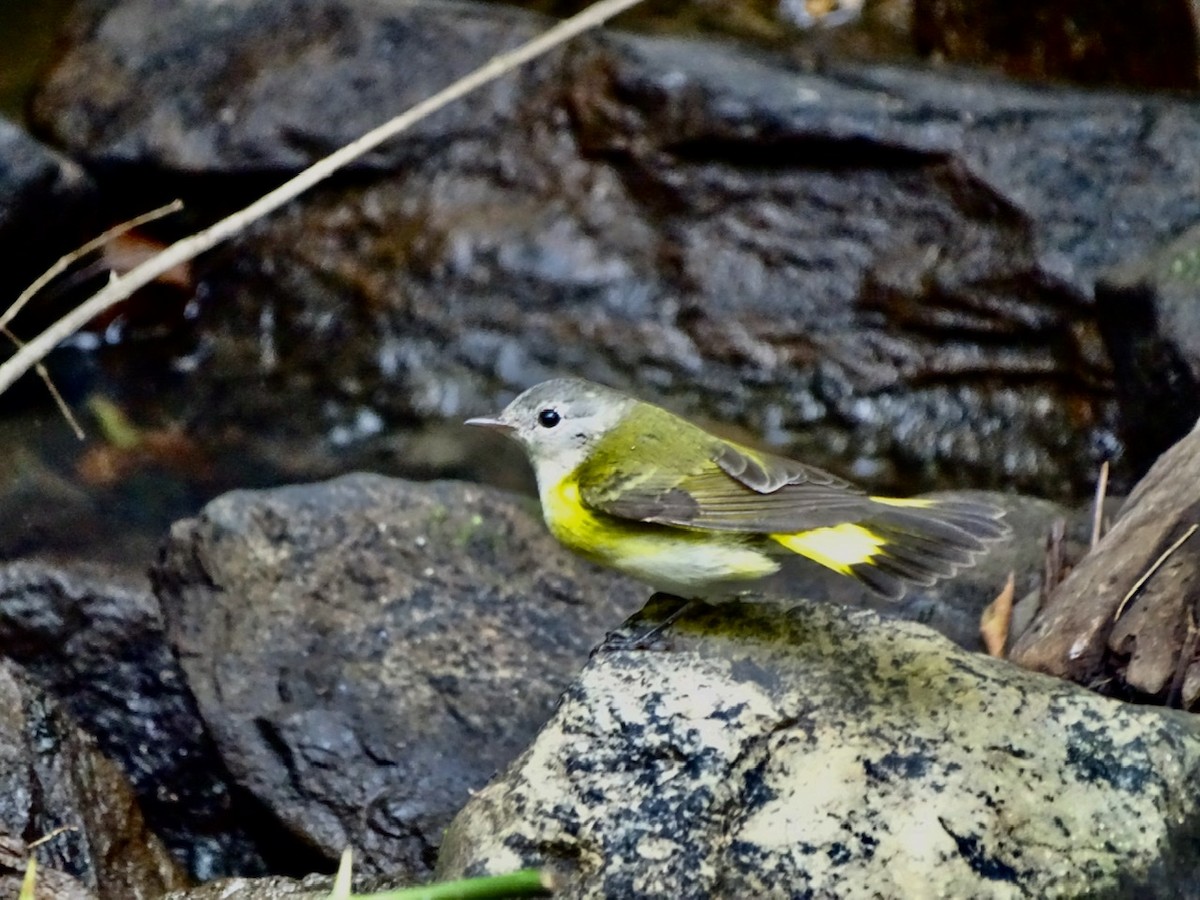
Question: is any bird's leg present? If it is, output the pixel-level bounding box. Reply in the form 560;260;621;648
601;593;696;652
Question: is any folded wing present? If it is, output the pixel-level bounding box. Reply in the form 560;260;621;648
578;441;880;533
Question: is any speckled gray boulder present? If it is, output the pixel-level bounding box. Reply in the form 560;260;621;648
438;599;1200;899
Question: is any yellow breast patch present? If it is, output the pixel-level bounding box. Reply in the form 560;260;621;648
540;476;778;592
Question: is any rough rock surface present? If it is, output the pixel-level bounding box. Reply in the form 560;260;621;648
513;0;857;43
34;0;551;173
153;473;646;879
439;599;1200;899
0;559;274;879
160;872;333;900
1012;415;1200;705
34;0;1200;498
157;867;421;899
0;658;186;899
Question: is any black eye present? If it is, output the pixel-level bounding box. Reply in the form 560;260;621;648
537;408;561;428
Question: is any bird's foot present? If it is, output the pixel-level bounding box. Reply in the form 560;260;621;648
598;594;696;652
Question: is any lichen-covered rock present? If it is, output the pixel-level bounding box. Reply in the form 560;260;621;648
439;599;1200;898
153;473;645;880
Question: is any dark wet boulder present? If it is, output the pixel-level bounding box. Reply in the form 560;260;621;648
439;598;1200;898
33;0;553;174
0;657;186;899
33;0;1200;499
0;116;96;331
152;473;645;879
1095;225;1200;479
0;560;276;880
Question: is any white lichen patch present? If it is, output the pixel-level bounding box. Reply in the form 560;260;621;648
438;601;1200;898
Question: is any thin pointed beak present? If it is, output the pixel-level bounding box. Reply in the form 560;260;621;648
465;416;514;433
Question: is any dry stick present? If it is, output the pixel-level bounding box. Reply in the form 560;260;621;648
0;199;183;332
27;826;78;849
1113;523;1199;622
0;0;648;399
0;325;85;439
1;200;183;436
1090;459;1109;550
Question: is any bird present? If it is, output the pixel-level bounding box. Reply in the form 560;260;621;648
467;377;1008;602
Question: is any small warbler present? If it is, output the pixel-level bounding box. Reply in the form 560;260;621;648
467;378;1008;600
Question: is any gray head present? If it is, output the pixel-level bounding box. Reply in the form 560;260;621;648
466;378;636;484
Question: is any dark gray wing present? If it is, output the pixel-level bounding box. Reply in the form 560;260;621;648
579;442;876;533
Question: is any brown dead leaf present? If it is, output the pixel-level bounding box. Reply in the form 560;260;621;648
981;572;1016;658
102;232;193;290
76;418;212;487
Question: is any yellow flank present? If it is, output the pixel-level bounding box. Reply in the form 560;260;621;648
543;478;609;559
770;524;888;575
868;496;935;509
542;476;778;592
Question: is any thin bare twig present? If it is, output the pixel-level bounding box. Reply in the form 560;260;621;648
0;200;183;332
1090;459;1109;550
1113;523;1199;622
27;826;78;849
0;199;185;435
0;0;648;399
1;325;85;439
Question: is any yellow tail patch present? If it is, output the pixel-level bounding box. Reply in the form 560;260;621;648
771;524;888;575
868;496;935;509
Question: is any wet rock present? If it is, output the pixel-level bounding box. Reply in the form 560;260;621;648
152;473;645;879
0;657;186;899
160;872;333;900
158;868;413;899
33;0;1200;499
0;835;97;900
34;0;554;174
1011;416;1200;706
0;115;95;305
913;0;1200;89
439;599;1200;898
514;0;863;43
0;559;275;880
1095;225;1200;479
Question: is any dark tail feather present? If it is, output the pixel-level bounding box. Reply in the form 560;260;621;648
848;497;1010;600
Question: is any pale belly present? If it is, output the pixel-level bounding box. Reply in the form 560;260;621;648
541;480;779;596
